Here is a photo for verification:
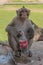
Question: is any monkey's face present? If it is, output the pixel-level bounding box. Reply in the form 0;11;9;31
16;7;30;21
19;11;28;20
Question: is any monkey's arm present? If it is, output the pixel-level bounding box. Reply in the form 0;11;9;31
6;18;15;33
5;17;19;41
5;18;19;51
27;20;34;39
5;17;18;35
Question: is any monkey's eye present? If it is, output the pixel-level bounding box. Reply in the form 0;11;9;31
19;13;22;16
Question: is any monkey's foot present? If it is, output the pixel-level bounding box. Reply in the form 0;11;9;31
15;54;20;57
15;52;21;58
28;50;32;57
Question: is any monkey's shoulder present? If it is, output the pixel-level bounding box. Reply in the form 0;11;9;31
26;19;33;27
9;16;19;26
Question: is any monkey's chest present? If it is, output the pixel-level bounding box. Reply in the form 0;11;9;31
15;21;28;32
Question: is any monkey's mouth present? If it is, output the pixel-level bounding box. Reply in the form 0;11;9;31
19;40;28;49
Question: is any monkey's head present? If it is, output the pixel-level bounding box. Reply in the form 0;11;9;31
16;6;30;21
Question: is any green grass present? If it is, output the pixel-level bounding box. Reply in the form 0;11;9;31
0;4;43;10
30;12;43;28
2;4;43;9
0;10;16;41
0;4;43;41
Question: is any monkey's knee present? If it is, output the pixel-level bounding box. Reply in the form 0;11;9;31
27;40;33;57
28;39;33;48
8;33;14;51
8;33;12;43
28;43;32;49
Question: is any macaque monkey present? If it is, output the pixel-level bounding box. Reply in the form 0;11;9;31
6;6;34;57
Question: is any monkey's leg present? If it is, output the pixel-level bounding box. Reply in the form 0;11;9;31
8;33;18;65
28;39;33;49
8;33;17;51
8;33;21;57
27;39;33;57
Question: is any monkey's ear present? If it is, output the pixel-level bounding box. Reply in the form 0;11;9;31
27;9;30;16
16;10;20;16
16;10;19;14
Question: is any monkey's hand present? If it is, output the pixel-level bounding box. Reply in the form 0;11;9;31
17;32;22;38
